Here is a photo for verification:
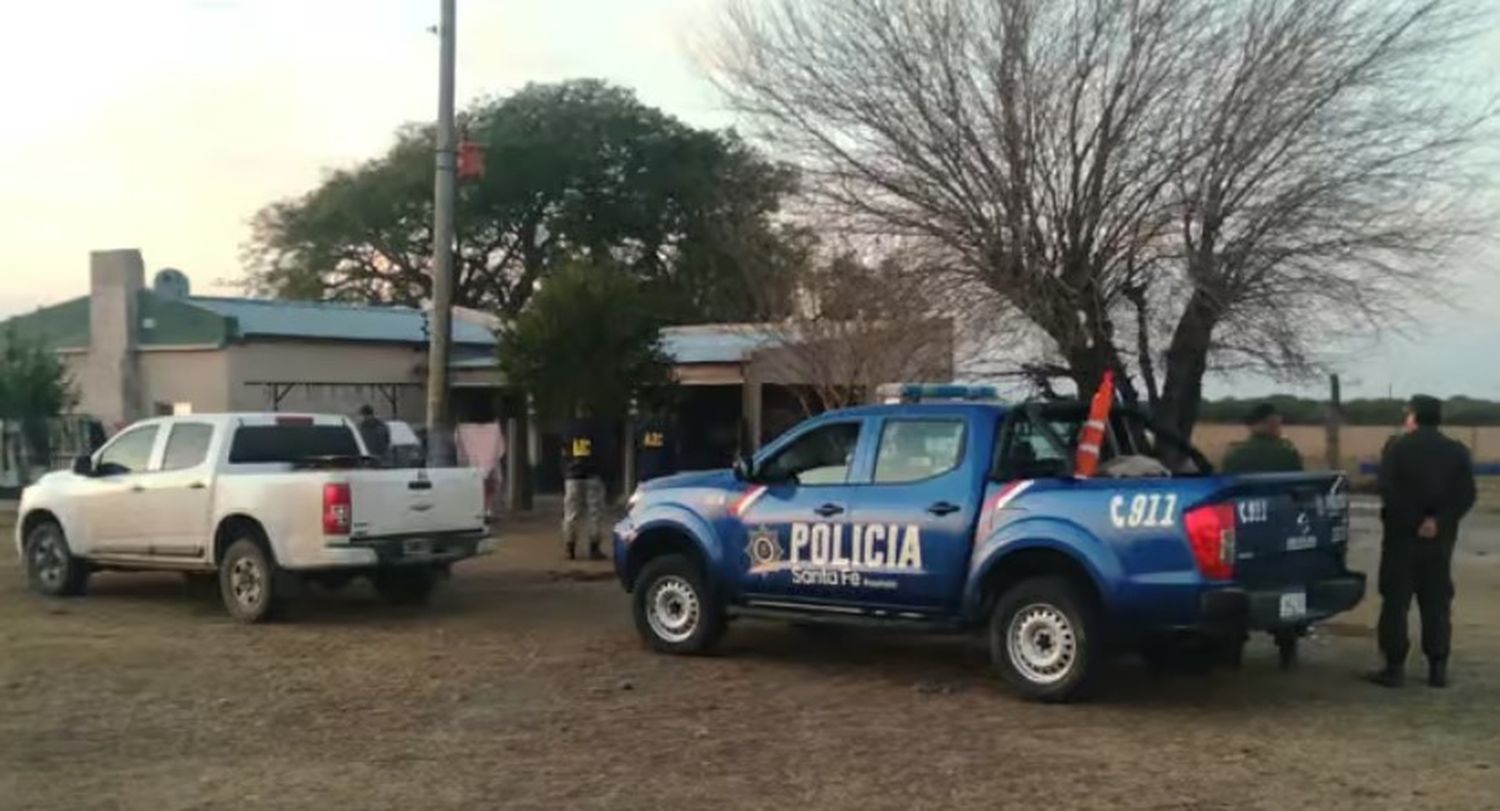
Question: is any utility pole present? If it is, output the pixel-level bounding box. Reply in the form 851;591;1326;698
424;0;457;466
1326;373;1343;471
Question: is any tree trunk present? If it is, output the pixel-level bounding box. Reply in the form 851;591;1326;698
1156;290;1219;440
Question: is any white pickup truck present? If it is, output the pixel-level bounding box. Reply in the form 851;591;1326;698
15;413;493;622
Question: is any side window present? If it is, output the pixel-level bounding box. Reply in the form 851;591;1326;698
162;423;214;471
996;415;1071;480
874;419;965;484
758;422;861;486
96;425;160;476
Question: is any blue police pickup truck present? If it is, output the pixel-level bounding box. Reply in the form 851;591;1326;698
612;386;1365;701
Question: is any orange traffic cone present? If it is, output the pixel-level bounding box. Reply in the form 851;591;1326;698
1074;370;1115;478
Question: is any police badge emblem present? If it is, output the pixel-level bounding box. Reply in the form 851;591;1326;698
746;525;782;573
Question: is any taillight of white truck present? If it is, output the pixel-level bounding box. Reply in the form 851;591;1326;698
323;482;352;535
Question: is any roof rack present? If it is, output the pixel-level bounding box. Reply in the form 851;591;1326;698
877;383;1000;404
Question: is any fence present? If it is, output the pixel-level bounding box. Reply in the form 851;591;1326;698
0;416;104;495
1193;423;1500;478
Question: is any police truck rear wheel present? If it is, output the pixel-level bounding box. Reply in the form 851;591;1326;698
633;555;724;654
989;576;1098;702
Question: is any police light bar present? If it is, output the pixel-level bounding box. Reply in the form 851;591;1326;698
877;383;1000;403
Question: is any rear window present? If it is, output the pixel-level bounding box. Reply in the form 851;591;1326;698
162;423;214;470
874;419;965;483
228;425;361;465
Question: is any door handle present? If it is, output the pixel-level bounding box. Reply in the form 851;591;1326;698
814;503;844;517
188;482;207;490
927;501;961;516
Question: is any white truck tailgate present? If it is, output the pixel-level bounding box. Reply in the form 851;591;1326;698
348;469;486;538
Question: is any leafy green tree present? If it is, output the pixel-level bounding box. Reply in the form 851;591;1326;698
0;327;77;473
0;327;76;421
498;262;672;421
246;79;800;322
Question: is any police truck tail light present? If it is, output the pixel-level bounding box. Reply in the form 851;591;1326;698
1184;503;1235;581
323;483;352;536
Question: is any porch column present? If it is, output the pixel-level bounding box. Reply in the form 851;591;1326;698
741;363;762;453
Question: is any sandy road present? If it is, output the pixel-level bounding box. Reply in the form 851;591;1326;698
1;507;1497;810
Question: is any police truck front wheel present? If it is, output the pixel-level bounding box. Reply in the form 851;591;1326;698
989;576;1099;703
632;555;725;654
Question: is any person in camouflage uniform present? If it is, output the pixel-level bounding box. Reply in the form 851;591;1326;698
1221;403;1303;474
561;409;607;561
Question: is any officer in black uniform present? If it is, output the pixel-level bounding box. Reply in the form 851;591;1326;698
356;405;390;460
561;410;606;561
635;412;677;484
1367;395;1476;688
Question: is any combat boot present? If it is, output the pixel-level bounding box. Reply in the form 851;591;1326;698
1428;659;1448;688
1364;663;1404;688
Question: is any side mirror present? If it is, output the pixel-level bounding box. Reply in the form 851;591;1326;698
732;454;756;482
72;455;94;476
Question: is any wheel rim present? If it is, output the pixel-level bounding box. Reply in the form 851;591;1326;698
1006;602;1078;685
28;528;65;589
646;575;700;644
229;555;264;610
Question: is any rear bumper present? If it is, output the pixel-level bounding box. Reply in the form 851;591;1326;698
309;530;493;569
1199;573;1366;633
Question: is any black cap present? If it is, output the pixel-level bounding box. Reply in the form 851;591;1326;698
1244;402;1278;426
1407;394;1442;427
358;404;375;417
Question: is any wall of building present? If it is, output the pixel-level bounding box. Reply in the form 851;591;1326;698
139;349;233;416
226;340;429;420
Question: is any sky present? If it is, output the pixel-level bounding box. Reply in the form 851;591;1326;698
1;0;1497;400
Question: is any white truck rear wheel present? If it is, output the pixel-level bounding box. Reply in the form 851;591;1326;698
219;537;288;623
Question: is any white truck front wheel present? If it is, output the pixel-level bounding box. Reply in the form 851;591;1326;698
24;521;90;597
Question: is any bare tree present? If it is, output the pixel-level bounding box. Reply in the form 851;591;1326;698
710;0;1494;436
1146;0;1495;434
751;253;955;415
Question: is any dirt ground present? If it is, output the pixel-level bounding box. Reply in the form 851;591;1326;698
2;503;1498;811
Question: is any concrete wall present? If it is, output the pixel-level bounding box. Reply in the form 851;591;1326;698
139;350;233;415
1193;423;1500;472
226;341;428;420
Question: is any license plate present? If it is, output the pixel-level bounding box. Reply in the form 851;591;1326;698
1286;534;1318;551
1279;591;1307;620
403;539;432;557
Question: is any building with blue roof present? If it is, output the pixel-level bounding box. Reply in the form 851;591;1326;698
2;249;497;427
4;250;953;487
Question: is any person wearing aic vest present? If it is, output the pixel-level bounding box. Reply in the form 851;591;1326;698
560;409;606;561
635;412;677;484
